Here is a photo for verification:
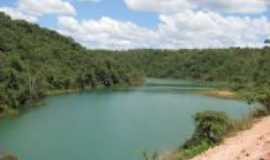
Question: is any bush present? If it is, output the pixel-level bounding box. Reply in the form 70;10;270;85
171;111;232;160
183;111;231;148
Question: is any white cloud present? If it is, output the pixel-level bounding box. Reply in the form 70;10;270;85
194;0;268;14
0;0;76;22
1;0;269;49
76;0;101;2
18;0;76;16
57;11;270;49
57;16;157;49
124;0;269;14
157;11;270;48
0;7;37;22
124;0;192;14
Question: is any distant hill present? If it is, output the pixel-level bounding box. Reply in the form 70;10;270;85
0;12;143;112
114;47;270;89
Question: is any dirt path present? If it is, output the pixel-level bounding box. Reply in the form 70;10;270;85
191;116;270;160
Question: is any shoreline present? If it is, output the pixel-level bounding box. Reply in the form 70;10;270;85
0;80;259;160
191;116;270;160
199;89;240;99
159;116;269;160
0;83;139;118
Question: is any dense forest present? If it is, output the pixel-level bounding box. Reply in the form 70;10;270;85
1;11;270;114
115;48;270;111
0;12;143;113
114;48;270;88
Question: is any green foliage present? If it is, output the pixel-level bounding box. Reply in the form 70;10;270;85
177;140;210;160
253;90;270;111
0;12;144;112
176;111;231;160
175;110;260;160
115;48;270;88
184;111;230;148
117;48;270;115
244;87;270;111
251;107;270;118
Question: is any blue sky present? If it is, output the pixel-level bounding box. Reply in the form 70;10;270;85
42;0;159;29
0;0;159;28
0;0;269;49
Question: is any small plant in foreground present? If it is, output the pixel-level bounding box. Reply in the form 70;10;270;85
176;111;231;160
184;111;230;148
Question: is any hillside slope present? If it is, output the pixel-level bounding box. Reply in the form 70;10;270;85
0;12;143;112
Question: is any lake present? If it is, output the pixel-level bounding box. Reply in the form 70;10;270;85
0;79;251;160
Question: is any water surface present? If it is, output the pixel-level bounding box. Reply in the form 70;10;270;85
0;79;251;160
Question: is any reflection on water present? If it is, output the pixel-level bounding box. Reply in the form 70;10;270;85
115;78;214;94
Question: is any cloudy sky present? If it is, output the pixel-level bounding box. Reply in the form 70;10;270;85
0;0;270;49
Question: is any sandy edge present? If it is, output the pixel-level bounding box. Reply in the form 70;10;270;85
200;90;239;99
191;116;270;160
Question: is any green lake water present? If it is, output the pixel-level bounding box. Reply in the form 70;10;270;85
0;79;251;160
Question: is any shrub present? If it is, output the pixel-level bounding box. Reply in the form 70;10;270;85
183;111;231;149
169;111;232;160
